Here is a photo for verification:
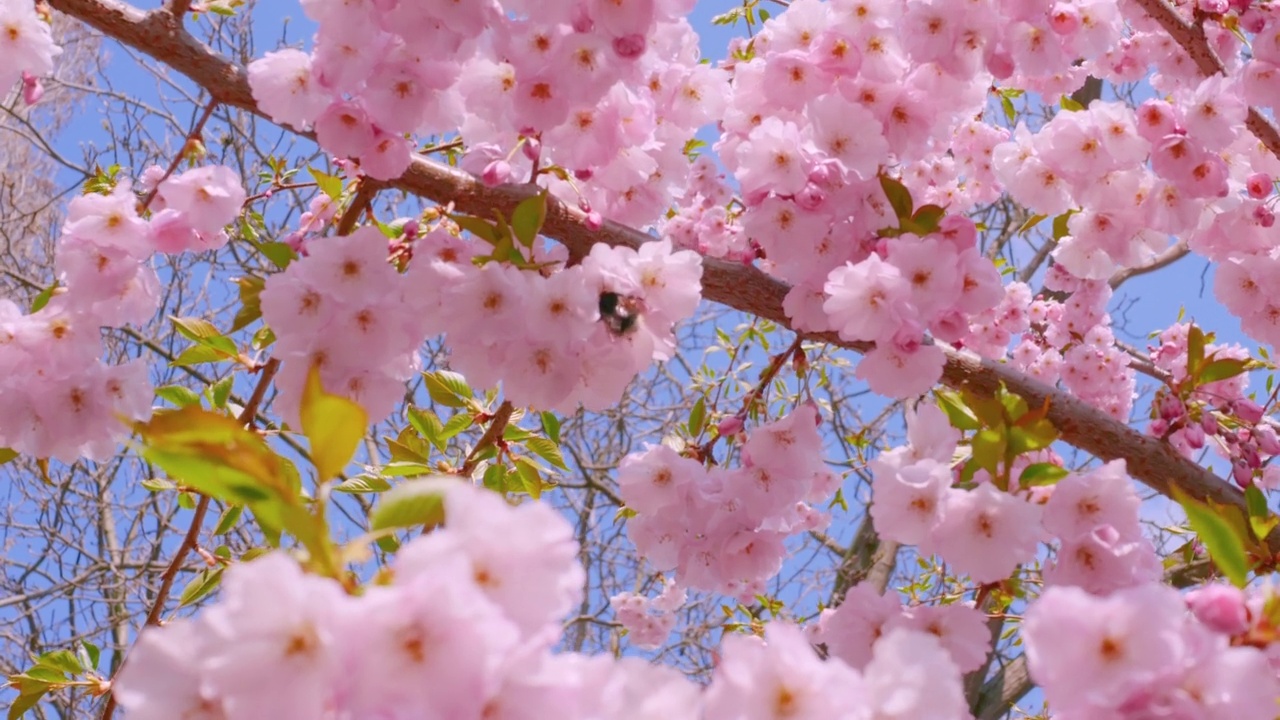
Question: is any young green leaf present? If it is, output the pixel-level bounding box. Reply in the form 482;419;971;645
301;365;369;480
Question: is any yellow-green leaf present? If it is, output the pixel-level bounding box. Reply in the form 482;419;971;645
301;365;368;480
1173;486;1251;587
370;476;455;531
137;406;289;503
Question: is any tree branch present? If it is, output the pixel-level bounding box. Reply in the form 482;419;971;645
99;358;280;720
47;0;1275;551
1131;0;1280;155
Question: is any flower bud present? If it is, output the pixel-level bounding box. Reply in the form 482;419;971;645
1186;584;1250;635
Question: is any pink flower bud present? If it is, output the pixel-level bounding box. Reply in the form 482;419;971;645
1232;460;1254;488
1255;424;1280;455
585;211;603;230
986;49;1015;80
1235;399;1266;424
521;137;541;163
1186;584;1250;635
1049;3;1080;34
21;72;44;105
574;168;594;181
482;160;513;187
717;415;744;437
1253;204;1275;228
1246;172;1272;199
1201;413;1220;435
1196;0;1229;13
1149;418;1169;436
612;34;647;59
795;183;827;211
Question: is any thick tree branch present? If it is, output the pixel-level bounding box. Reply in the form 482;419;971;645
47;0;1276;551
1131;0;1280;156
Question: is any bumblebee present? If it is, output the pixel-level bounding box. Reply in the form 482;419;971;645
599;291;643;337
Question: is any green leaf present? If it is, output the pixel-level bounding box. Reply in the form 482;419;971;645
526;437;567;470
210;376;233;409
257;241;295;269
1017;214;1048;235
1000;94;1016;124
156;385;202;408
971;428;1007;479
29;282;58;313
335;474;393;493
230;276;265;332
1018;462;1069;487
1187;325;1206;378
370;476;455;531
513;456;544;499
407;407;443;451
137;406;291;504
450;214;500;245
36;650;83;675
79;642;99;671
170;316;225;344
540;412;561;444
511;191;548;247
440;412;475;441
177;566;225;608
1173;487;1251;587
424;371;471;408
0;448;19;466
483;463;507;493
140;477;177;492
301;365;369;481
214;504;243;535
879;175;914;222
376;461;432;477
1198;358;1249;385
310;166;343;200
1008;419;1058;456
688;396;707;437
7;684;50;720
1245;484;1278;540
933;391;980;431
909;204;947;235
172;345;235;367
1051;212;1073;241
1059;94;1084;112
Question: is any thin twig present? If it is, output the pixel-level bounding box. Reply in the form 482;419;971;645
99;358;279;720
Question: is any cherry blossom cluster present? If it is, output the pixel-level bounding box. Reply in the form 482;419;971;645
259;226;426;428
262;227;702;421
112;478;974;719
249;0;724;232
868;403;1044;583
659;156;751;262
991;50;1280;361
610;583;685;650
1024;583;1279;719
869;400;1162;590
0;167;246;461
617;404;836;600
1040;460;1161;595
965;267;1136;420
411;234;702;414
0;0;59;96
705;621;969;720
811;581;991;675
711;0;1016;398
1144;323;1280;488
